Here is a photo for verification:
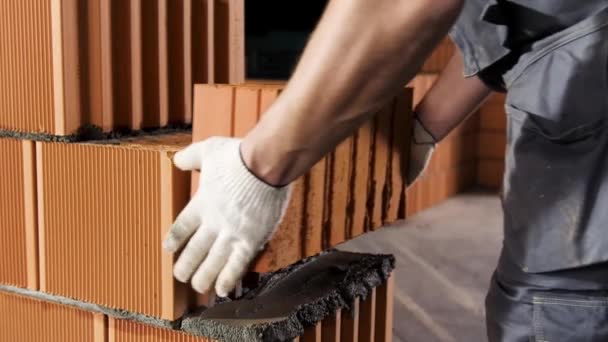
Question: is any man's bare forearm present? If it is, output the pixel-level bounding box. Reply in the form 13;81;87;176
415;51;493;141
241;0;464;186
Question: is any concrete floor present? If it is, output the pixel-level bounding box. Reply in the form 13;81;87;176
339;191;503;342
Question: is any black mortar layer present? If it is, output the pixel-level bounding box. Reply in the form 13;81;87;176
0;124;192;143
0;250;394;342
181;250;395;342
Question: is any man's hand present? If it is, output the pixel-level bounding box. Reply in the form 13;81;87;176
163;137;291;297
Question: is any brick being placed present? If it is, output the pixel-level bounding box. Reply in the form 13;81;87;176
0;138;38;290
36;133;203;320
191;84;413;272
0;290;106;342
0;0;228;137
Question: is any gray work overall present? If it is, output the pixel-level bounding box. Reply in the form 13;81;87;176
449;1;608;341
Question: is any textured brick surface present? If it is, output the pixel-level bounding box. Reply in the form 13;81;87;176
0;0;54;133
109;318;213;342
0;0;214;135
214;0;244;83
37;134;196;320
0;291;106;342
0;139;38;289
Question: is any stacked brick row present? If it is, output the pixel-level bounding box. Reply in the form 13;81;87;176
0;0;243;136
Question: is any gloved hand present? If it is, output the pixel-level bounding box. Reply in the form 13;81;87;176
407;117;436;186
163;137;292;297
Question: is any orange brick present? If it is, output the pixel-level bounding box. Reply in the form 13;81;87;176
0;0;56;133
191;0;215;85
374;275;395;342
350;122;373;237
405;181;421;217
233;86;260;137
359;288;377;342
254;178;306;272
191;84;234;193
132;0;159;128
370;104;392;229
192;83;235;141
301;322;322;342
161;0;188;125
478;160;505;189
434;172;450;200
444;170;459;197
478;132;507;160
259;86;282;113
109;317;212;342
484;92;507;107
480;111;507;132
387;89;413;222
341;298;360;342
419;176;434;211
321;309;342;341
328;138;353;246
37;134;196;320
214;0;244;83
462;111;481;134
0;139;38;290
0;291;106;342
303;158;328;256
463;133;479;163
419;38;455;73
0;1;208;135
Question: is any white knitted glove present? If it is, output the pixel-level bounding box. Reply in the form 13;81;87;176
407;118;436;186
163;137;291;297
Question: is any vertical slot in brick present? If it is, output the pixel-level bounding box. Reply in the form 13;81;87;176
374;274;395;342
341;298;360;342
